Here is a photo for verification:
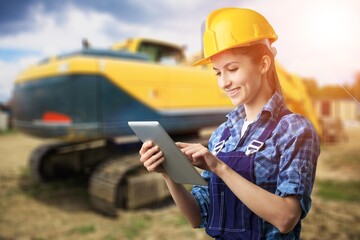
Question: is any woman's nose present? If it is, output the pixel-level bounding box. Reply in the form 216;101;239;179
218;75;231;89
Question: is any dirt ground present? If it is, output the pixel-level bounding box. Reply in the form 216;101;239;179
0;126;359;240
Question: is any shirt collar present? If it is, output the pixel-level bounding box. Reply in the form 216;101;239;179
262;92;286;120
226;92;285;126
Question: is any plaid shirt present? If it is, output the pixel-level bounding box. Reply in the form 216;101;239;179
191;92;320;239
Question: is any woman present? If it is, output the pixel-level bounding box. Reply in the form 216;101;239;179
139;8;320;239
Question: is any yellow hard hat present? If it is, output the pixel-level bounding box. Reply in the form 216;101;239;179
193;8;278;66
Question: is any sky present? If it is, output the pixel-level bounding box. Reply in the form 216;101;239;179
0;0;359;102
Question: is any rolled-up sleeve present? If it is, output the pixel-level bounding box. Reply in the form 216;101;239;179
276;115;320;219
191;170;211;227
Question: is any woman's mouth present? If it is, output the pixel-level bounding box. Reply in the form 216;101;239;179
226;87;241;97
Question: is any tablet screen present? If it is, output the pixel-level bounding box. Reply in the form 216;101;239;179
128;121;207;186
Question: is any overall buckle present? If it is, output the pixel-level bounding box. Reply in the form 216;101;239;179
245;140;264;156
212;140;225;156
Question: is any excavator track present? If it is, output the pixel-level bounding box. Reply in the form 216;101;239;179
29;141;77;182
89;153;169;216
29;143;54;182
28;139;121;181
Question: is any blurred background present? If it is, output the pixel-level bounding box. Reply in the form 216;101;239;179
0;0;359;239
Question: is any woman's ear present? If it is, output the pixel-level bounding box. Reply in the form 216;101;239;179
260;55;271;75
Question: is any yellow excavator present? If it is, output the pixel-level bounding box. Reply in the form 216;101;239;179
12;38;321;216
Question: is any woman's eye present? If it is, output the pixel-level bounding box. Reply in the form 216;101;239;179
228;68;238;72
215;72;221;77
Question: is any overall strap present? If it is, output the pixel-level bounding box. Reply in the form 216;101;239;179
212;127;231;156
219;127;231;142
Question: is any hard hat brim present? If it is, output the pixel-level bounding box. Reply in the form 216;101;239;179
192;57;212;66
192;38;277;67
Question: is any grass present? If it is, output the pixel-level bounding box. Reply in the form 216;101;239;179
102;235;117;240
324;149;360;169
20;168;88;199
1;185;19;198
124;216;150;240
21;167;32;178
174;215;189;227
317;138;360;202
67;224;96;235
22;179;87;199
316;180;360;202
0;128;17;135
342;151;360;165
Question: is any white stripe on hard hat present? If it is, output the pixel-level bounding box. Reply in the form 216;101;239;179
242;39;277;57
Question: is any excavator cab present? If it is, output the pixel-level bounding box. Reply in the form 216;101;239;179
138;41;184;65
112;38;185;65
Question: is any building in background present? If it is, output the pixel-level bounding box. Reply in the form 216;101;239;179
0;103;11;131
314;98;359;142
314;98;359;123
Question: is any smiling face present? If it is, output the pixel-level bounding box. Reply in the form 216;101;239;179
212;47;273;108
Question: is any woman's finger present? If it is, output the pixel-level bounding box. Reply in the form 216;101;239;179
146;156;165;172
182;144;205;158
139;140;153;155
140;145;161;163
176;142;191;149
143;150;163;168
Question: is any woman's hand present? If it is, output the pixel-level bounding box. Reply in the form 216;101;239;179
176;142;223;172
139;141;166;173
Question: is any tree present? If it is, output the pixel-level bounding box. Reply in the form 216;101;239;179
302;78;319;98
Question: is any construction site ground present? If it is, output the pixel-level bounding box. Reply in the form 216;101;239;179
0;126;359;240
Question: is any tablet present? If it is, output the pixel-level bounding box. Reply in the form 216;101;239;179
128;121;207;186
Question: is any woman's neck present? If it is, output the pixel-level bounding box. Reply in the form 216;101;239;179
244;88;273;122
244;104;264;122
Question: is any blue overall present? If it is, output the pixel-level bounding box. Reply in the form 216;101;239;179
206;110;291;240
